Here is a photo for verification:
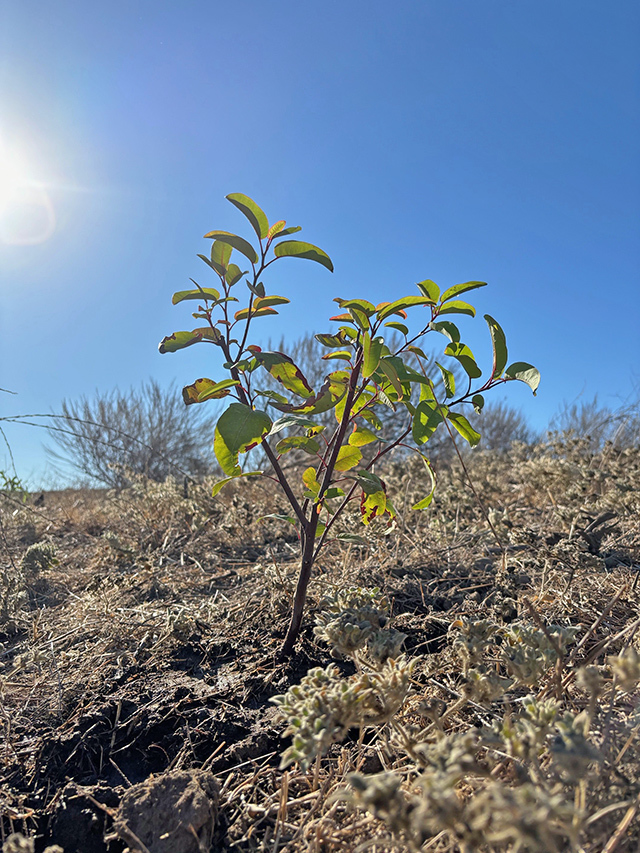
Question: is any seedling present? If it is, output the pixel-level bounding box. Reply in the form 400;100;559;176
159;193;539;655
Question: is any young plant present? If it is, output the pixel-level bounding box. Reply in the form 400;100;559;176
158;193;539;656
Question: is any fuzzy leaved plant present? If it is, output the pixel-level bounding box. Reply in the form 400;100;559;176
159;193;539;655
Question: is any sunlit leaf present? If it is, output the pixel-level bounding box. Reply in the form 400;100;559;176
436;300;476;317
226;192;269;239
159;330;205;353
172;287;221;305
334;445;363;471
384;321;409;335
273;240;334;272
271;372;348;415
252;350;314;398
254;295;290;309
447;411;481;446
234;306;278;320
429;320;461;343
267;220;287;239
269;414;323;435
348;426;380;447
412;399;445;445
505;362;541;395
270;225;302;238
302;466;321;498
338;298;376;316
182;377;240;404
315;332;349;348
440;281;487;302
472;394;485;413
211;471;264;498
275;435;320;455
412;456;436;510
213;403;272;476
204;230;259;264
210;239;233;274
322;351;352;361
377;296;434;321
417;279;440;302
363;334;384;378
226;264;247;286
484;314;508;379
358;408;383;430
444;342;482;379
436;362;456;397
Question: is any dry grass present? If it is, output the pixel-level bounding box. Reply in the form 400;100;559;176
0;436;638;852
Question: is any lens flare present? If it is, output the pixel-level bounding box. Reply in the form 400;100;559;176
0;141;56;246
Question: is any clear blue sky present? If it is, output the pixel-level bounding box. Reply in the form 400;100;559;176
1;1;639;486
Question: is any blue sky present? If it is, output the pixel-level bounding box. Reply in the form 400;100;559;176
1;0;639;486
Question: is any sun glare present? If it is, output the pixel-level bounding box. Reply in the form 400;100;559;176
0;140;56;246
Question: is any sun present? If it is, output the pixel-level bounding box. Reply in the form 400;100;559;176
0;140;56;246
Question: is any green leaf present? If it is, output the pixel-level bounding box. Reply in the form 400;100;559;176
322;351;352;361
254;295;291;309
360;487;388;525
436;301;476;317
447;411;481;446
377;296;434;321
384;321;409;335
204;231;259;264
436;362;456;397
444;342;483;379
429;320;461;343
472;394;485;413
333;445;363;472
417;279;440;302
234;306;278;320
267;220;286;239
247;280;266;298
406;345;429;361
273;240;334;272
358;408;383;430
271;225;302;238
226;192;269;239
315;332;349;348
226;264;246;286
172;287;221;305
505;362;541;395
377;358;405;400
337;298;376;317
158;330;205;353
210;239;233;274
269;414;323;435
302;466;321;498
363;334;384;378
275;435;320;455
440;281;487;302
324;487;345;499
412;400;445;445
182;377;240;404
348;426;380;447
252;350;314;398
255;389;290;405
484;314;508;379
211;471;263;498
271;371;348;415
213;403;273;476
412;456;436;510
336;533;369;545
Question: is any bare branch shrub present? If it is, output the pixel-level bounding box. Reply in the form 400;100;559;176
45;380;216;488
550;394;640;451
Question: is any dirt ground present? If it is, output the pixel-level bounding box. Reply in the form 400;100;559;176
1;438;639;852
